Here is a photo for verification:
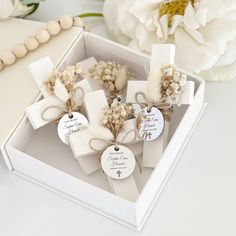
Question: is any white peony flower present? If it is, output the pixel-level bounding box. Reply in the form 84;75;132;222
0;0;40;20
103;0;236;81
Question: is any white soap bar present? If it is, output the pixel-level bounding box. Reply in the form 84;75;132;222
106;118;140;201
26;79;92;129
129;142;143;157
69;128;100;158
126;80;194;105
147;44;175;101
117;118;139;143
107;176;139;202
28;57;99;97
142;120;169;168
70;119;141;159
28;56;54;97
126;81;148;104
83;90;108;125
150;44;175;69
25;96;65;129
77;154;101;175
179;81;195;105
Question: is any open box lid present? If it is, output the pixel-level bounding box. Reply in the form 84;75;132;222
0;18;83;170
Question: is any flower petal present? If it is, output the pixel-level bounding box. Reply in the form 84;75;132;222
174;27;220;72
129;0;162;24
199;59;236;81
215;37;236;67
103;0;131;44
184;3;200;30
135;22;158;52
117;1;138;39
0;0;14;20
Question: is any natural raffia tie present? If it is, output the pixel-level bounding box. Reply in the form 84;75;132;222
89;129;142;172
41;86;84;122
134;92;173;121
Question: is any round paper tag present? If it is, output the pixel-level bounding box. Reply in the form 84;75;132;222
57;112;89;145
101;145;136;180
137;107;164;141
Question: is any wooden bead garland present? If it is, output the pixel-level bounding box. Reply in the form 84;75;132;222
73;17;84;27
1;51;16;65
0;15;85;72
46;21;61;36
35;29;50;43
13;43;28;58
0;60;4;71
59;15;73;29
25;36;39;51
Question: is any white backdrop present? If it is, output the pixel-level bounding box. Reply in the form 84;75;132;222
0;0;236;235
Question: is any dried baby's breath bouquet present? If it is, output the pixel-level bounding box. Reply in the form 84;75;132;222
161;65;187;104
102;100;133;139
45;63;83;95
89;61;134;99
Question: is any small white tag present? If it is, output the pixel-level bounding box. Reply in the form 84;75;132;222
101;145;136;180
57;112;89;144
137;107;164;141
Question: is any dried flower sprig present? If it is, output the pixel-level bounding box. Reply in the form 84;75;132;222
89;61;134;101
45;63;83;95
101;100;133;139
160;65;187;104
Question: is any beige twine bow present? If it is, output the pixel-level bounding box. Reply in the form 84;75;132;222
41;86;85;122
89;128;142;173
134;91;173;121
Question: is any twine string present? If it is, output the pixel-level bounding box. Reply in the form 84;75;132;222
89;128;142;172
41;86;85;122
134;91;173;120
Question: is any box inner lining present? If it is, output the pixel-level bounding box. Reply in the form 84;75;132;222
8;32;198;196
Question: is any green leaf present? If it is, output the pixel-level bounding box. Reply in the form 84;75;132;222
20;0;43;5
25;3;40;16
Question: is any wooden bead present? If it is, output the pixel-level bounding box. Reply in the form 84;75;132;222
73;17;84;27
35;28;50;43
1;51;16;66
46;21;61;36
25;36;39;51
59;15;73;29
13;43;28;58
0;60;4;71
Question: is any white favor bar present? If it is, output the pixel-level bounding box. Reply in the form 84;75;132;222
126;80;194;105
25;96;64;129
107;176;139;202
71;89;139;197
28;56;54;97
83;90;108;125
28;57;99;97
69;119;143;159
77;153;101;176
126;44;194;168
178;81;195;105
147;44;175;101
25;79;93;129
142;120;169;167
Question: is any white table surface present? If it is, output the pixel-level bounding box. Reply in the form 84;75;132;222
1;1;236;235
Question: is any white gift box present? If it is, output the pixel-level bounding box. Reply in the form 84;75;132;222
1;30;206;230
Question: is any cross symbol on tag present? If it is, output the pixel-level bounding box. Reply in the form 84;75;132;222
116;170;122;178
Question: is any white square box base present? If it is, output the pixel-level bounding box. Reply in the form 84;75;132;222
3;32;206;231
